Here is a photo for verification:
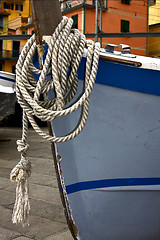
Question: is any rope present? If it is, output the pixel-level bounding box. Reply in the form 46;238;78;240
10;16;100;226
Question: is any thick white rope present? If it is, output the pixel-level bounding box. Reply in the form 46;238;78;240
10;16;100;226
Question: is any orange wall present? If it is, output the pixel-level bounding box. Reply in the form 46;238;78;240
63;8;83;33
28;26;34;35
4;60;16;72
63;0;147;56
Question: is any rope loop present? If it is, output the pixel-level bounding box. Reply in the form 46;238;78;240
15;16;100;143
10;16;100;227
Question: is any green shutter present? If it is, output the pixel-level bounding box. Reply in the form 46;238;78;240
0;16;3;28
72;14;78;29
121;20;129;33
121;0;130;5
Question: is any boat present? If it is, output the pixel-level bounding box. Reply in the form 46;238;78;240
11;0;160;239
0;71;16;121
49;46;160;240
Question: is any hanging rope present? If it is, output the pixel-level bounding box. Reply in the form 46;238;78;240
10;16;100;226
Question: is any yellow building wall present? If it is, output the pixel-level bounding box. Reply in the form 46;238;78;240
5;38;27;73
8;16;21;29
149;24;160;57
4;59;16;72
7;38;26;51
0;15;8;51
1;0;31;21
0;1;31;73
0;15;8;35
149;0;160;25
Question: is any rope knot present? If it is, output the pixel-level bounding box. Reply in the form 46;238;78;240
11;16;100;227
17;140;29;154
10;157;31;182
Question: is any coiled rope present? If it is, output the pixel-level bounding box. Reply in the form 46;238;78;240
10;16;100;226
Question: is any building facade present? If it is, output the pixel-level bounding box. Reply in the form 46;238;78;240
61;0;148;56
0;0;31;21
0;8;9;71
0;0;31;72
0;0;157;73
149;0;160;25
149;23;160;58
148;0;160;58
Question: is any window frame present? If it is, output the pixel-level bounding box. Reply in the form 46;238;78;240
0;16;3;28
121;0;130;5
4;2;13;10
121;19;130;33
15;4;23;11
71;14;78;29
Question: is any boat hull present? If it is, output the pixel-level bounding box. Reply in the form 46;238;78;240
50;60;160;239
0;71;16;121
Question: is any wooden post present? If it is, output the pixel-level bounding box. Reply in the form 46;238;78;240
30;0;62;66
30;1;79;239
95;0;98;42
30;0;62;41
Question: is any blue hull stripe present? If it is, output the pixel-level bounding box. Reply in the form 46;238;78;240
33;47;160;96
78;57;160;96
66;178;160;194
0;75;15;83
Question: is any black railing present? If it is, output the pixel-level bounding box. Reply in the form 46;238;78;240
61;0;107;12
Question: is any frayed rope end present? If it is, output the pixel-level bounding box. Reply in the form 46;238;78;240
10;158;31;227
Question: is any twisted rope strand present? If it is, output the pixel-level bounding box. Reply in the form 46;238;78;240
10;16;100;226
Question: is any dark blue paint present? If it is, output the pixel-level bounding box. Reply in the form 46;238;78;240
66;178;160;194
33;47;160;96
77;57;160;96
0;75;15;83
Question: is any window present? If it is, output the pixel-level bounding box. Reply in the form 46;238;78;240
121;0;130;5
15;4;23;11
103;0;108;9
0;40;3;58
0;16;3;28
72;14;78;29
12;65;16;74
149;0;156;6
0;63;2;71
0;40;3;52
4;2;14;10
31;30;35;35
12;41;20;58
121;20;129;32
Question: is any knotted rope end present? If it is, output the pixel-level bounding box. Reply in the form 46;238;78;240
10;157;31;227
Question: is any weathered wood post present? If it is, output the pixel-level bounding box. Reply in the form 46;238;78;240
30;1;79;239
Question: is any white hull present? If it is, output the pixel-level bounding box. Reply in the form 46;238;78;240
51;76;160;239
30;45;160;239
0;71;16;121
